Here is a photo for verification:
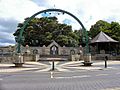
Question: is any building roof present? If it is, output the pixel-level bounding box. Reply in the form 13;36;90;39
90;31;118;43
47;40;61;47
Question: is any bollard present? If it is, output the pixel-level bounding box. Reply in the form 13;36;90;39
105;56;108;68
52;61;55;70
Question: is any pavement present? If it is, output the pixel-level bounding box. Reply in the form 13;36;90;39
0;60;120;73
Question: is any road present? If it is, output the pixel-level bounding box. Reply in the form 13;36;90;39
0;69;120;90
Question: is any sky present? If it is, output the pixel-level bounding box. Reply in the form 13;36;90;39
0;0;120;46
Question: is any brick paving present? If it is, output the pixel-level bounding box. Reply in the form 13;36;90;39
0;61;120;90
1;74;120;90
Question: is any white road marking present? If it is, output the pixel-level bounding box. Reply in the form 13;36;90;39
96;74;108;76
35;68;50;72
54;75;90;79
51;72;53;78
101;87;120;90
72;75;90;78
0;78;3;80
116;72;120;75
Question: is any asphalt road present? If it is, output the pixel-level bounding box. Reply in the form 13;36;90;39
0;69;120;90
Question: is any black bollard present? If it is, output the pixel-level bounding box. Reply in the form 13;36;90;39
52;61;55;70
105;56;108;68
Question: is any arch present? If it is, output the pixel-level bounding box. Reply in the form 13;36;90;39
17;9;89;53
33;49;38;54
50;45;58;55
70;49;75;55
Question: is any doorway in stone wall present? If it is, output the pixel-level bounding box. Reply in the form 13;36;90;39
50;45;58;55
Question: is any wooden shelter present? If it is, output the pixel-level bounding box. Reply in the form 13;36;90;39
90;31;119;55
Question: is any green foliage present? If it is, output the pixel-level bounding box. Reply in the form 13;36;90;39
89;20;120;42
110;22;120;41
89;20;111;38
14;17;81;47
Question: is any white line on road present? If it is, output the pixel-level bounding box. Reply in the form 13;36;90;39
96;74;108;76
116;72;120;75
72;75;90;78
51;72;53;78
0;78;3;80
54;75;91;79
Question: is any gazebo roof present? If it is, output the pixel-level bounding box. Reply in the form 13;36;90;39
91;31;118;43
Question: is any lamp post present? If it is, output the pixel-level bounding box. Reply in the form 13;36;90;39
13;36;25;67
82;35;92;66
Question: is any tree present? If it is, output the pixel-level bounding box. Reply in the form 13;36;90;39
89;20;120;42
89;20;111;38
110;22;120;41
14;17;81;47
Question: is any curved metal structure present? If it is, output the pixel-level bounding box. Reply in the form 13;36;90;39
17;9;89;54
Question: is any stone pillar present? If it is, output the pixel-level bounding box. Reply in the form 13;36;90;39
35;54;39;62
25;45;30;54
84;53;91;62
83;53;92;66
13;54;24;67
79;45;83;60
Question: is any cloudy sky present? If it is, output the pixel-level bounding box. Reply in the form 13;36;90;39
0;0;120;46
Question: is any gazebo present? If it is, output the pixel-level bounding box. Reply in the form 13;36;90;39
90;31;119;55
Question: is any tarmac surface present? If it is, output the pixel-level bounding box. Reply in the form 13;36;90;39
0;60;120;90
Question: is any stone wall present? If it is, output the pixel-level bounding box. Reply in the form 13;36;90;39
91;54;120;60
21;46;81;55
23;54;34;61
0;54;35;63
0;56;14;63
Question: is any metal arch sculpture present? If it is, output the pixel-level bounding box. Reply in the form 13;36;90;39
17;8;89;54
